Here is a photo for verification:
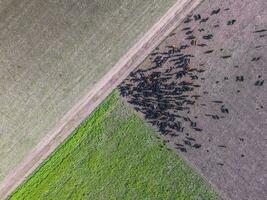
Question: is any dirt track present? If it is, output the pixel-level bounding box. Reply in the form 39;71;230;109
0;0;203;199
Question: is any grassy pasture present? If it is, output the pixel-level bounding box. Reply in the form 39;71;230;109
9;92;218;200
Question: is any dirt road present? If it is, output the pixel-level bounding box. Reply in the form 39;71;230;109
0;0;178;183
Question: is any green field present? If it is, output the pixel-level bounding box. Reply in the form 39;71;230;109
9;92;218;200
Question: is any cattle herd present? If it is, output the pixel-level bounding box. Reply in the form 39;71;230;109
119;6;265;154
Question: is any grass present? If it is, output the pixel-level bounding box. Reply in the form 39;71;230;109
9;91;219;200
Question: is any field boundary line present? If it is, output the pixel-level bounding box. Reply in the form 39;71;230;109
0;0;204;199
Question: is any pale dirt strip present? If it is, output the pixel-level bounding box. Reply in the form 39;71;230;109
0;0;203;199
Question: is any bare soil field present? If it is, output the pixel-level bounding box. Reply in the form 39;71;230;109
120;0;267;199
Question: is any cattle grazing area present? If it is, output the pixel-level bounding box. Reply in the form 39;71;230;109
8;92;218;200
119;0;267;199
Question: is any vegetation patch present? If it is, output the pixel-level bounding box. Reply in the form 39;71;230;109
9;91;218;200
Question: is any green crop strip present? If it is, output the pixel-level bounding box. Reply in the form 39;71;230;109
9;91;218;200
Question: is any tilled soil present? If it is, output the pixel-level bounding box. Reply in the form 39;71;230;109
119;0;267;199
